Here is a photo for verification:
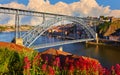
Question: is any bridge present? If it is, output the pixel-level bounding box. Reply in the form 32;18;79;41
0;7;99;49
31;39;94;49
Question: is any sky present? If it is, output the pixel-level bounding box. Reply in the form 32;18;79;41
96;0;120;10
0;0;120;10
0;0;120;25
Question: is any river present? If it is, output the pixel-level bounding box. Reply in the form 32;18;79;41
0;32;120;68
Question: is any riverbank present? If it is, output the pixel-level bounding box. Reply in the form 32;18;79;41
86;39;120;47
0;25;33;32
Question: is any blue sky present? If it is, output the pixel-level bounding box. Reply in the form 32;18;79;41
0;0;120;10
96;0;120;10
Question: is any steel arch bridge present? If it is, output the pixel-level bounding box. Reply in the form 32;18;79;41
22;16;96;47
0;7;98;49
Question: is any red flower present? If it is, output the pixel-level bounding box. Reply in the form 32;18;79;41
42;64;47;71
75;61;80;69
48;66;55;75
65;57;69;63
68;59;74;64
45;56;48;63
23;56;31;75
111;66;115;71
69;64;74;73
53;57;60;67
24;56;31;70
104;68;110;75
115;64;120;75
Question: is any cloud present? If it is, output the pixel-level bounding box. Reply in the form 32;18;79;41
0;2;26;25
108;10;120;17
69;0;111;17
0;2;26;9
0;0;120;25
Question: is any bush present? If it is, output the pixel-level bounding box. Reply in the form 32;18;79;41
0;48;120;75
0;47;37;75
0;48;21;74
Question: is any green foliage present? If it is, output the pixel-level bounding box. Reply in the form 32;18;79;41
0;47;37;75
0;47;120;75
98;22;111;34
0;48;19;74
100;16;109;20
0;26;6;31
98;20;120;36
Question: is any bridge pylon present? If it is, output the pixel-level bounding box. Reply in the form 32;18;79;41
59;46;63;51
12;38;23;46
95;33;99;44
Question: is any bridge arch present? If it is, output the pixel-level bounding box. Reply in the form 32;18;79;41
22;16;96;47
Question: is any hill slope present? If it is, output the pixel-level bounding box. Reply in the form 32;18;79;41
98;20;120;36
104;20;120;36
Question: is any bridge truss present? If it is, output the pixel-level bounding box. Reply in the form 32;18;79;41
0;7;98;49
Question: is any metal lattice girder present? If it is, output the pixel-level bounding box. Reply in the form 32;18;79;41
22;17;63;47
0;7;97;47
65;17;96;38
0;7;73;18
22;16;96;47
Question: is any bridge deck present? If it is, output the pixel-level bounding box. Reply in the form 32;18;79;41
30;38;94;49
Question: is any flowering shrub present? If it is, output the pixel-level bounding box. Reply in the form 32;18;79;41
0;48;120;75
23;54;120;75
23;56;31;75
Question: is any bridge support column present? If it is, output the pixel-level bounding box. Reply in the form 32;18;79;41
85;41;88;43
96;33;99;44
12;38;23;46
42;14;45;23
59;46;63;51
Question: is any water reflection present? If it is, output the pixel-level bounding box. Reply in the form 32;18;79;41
85;44;120;68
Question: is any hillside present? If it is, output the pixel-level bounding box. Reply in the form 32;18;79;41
98;20;120;36
104;20;120;36
0;25;33;32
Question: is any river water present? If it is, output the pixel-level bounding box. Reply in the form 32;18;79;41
0;32;120;68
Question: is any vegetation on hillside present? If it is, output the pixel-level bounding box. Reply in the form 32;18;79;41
98;20;120;36
0;47;120;75
98;22;111;35
0;47;37;75
104;20;120;36
0;25;33;32
0;26;6;31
